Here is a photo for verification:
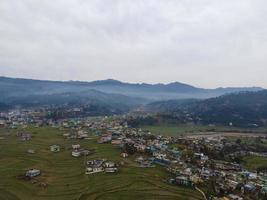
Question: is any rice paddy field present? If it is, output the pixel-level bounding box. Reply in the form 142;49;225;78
0;127;203;200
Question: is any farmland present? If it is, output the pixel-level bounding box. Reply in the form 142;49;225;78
140;124;267;137
0;127;203;200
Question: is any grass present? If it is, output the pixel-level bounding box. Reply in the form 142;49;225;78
242;156;267;171
0;127;203;200
140;124;267;136
226;136;267;147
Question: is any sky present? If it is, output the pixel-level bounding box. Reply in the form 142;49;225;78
0;0;267;88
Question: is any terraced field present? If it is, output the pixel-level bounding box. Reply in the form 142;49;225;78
0;127;203;200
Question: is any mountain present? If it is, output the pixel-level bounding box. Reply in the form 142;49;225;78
0;76;263;101
144;90;267;127
144;99;199;113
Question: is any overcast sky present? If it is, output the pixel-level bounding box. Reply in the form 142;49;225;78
0;0;267;88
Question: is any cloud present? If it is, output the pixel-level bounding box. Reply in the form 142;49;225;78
0;0;267;88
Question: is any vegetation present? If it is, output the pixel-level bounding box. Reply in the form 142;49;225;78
143;90;267;127
243;156;267;171
0;127;203;200
0;76;261;104
140;124;267;136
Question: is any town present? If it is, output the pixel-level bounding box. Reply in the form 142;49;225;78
0;109;266;200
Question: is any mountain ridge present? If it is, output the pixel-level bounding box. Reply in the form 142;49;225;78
0;76;263;101
0;76;263;90
143;90;267;127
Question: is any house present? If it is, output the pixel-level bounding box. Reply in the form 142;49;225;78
200;168;210;180
111;139;122;145
135;156;145;163
134;144;146;152
0;120;6;128
50;145;60;152
261;184;267;195
248;172;257;180
175;176;192;187
87;159;106;167
27;149;35;154
85;167;104;174
71;144;85;157
85;159;112;174
80;149;91;156
104;161;115;168
228;194;243;200
140;160;154;168
77;130;88;139
72;151;81;157
168;149;181;159
153;157;171;166
190;174;203;184
72;144;80;150
121;153;128;158
244;183;256;192
26;169;41;178
194;153;209;161
105;167;118;173
98;136;112;144
226;179;239;190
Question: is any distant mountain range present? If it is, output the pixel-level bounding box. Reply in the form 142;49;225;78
0;76;263;100
0;76;265;119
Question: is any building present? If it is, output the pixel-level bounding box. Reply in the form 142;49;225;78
72;151;81;157
27;149;35;154
105;167;118;173
104;161;116;168
121;153;128;158
175;176;192;187
0;120;6;128
26;169;41;178
85;167;104;174
72;144;80;150
50;145;60;152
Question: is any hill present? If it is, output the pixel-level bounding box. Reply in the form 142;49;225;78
144;90;267;127
0;76;264;115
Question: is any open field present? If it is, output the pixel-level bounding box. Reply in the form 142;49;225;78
243;156;267;171
0;127;203;200
140;124;267;137
186;132;267;139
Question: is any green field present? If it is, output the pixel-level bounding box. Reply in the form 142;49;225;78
0;127;203;200
140;124;267;136
243;156;267;171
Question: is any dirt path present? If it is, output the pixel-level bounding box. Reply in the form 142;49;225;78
195;187;207;200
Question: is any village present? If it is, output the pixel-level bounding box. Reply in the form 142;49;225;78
0;109;267;200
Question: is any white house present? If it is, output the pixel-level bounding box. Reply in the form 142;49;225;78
26;169;41;178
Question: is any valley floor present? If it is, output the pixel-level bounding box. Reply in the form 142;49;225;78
140;124;267;137
0;127;203;200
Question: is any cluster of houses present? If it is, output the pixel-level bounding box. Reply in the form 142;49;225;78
49;143;93;158
71;144;92;157
0;109;53;129
63;130;90;140
2;109;266;200
86;159;118;174
82;118;267;200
